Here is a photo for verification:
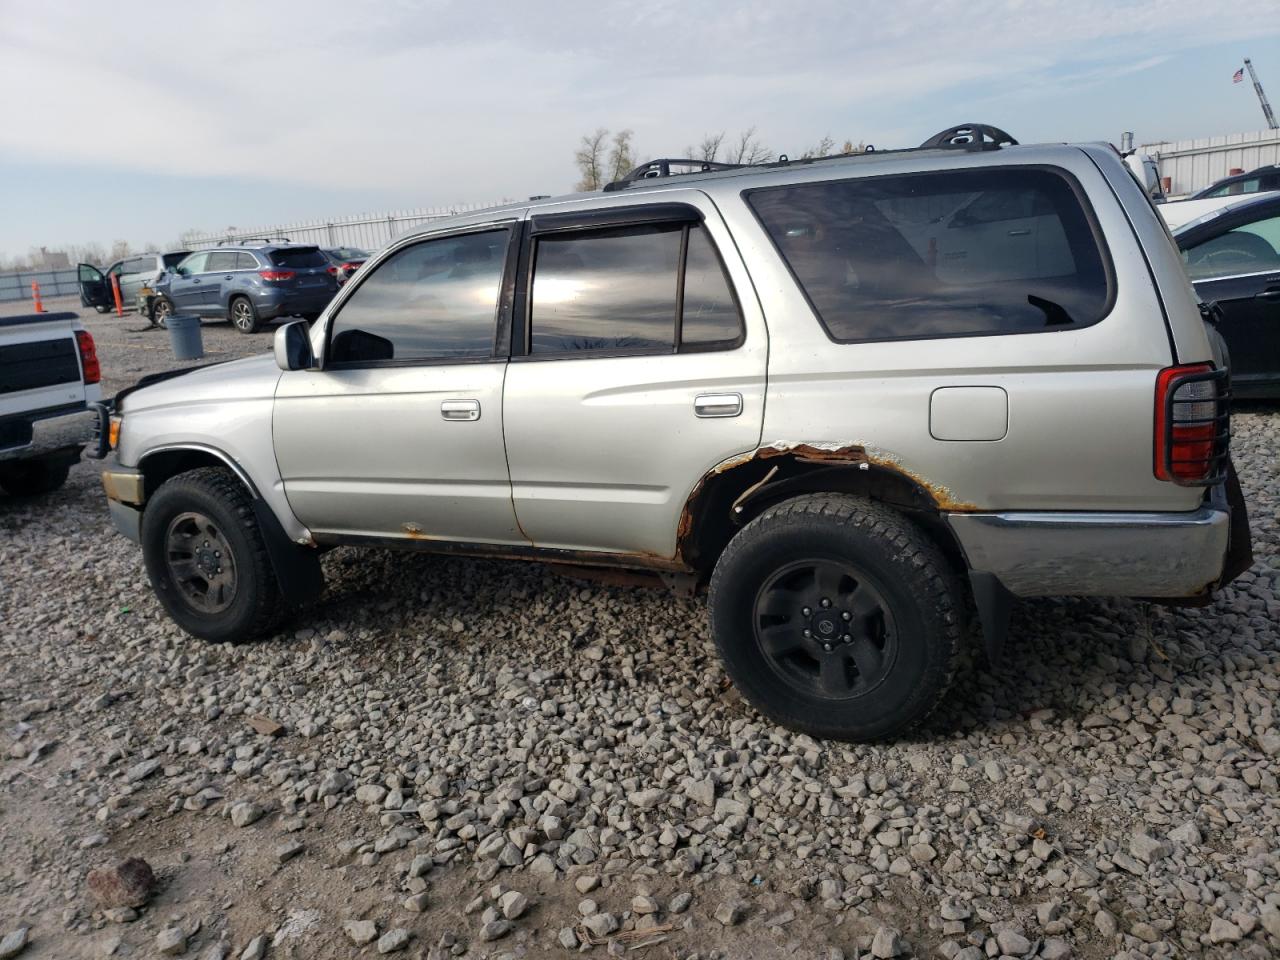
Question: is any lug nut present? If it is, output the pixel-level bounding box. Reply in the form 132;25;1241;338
823;643;833;652
843;634;852;642
820;598;832;608
802;629;812;638
841;611;851;621
802;606;811;617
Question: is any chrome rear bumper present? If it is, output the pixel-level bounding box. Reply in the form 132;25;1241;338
948;502;1230;598
0;406;95;463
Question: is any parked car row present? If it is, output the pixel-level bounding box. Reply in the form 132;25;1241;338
78;240;369;334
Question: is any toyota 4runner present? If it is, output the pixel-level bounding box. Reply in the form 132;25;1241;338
91;125;1253;741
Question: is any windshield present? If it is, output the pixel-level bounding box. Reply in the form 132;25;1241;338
326;247;370;261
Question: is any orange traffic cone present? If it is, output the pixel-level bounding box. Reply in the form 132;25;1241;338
31;281;44;313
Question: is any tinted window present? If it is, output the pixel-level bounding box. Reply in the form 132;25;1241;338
1182;214;1280;280
162;252;190;268
124;256;154;274
747;168;1112;342
269;247;328;268
206;252;237;272
326;247;369;261
681;225;741;346
329;229;509;364
235;252;259;270
178;253;208;275
531;225;680;354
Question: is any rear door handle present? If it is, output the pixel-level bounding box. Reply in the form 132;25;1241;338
1255;289;1280;300
440;399;480;421
694;393;743;418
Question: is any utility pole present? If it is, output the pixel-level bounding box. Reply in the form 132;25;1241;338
1244;58;1278;130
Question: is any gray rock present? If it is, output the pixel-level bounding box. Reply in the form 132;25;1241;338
499;890;528;920
229;801;264;827
558;927;579;949
668;892;692;914
238;936;266;960
0;928;29;960
344;920;378;946
376;928;412;953
995;929;1031;955
1208;917;1243;944
1040;940;1071;960
1130;831;1171;864
582;914;618;938
156;927;186;955
870;926;906;958
479;920;511;942
714;901;746;926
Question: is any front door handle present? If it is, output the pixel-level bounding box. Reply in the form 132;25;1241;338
1255;289;1280;300
440;399;480;421
694;393;743;418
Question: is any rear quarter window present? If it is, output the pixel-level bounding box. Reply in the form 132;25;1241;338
746;166;1114;343
269;247;328;268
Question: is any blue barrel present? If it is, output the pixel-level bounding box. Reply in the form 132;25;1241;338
166;314;204;360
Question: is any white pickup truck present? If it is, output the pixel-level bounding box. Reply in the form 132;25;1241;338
0;311;102;495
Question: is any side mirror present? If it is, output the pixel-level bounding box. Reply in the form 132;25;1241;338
274;320;315;371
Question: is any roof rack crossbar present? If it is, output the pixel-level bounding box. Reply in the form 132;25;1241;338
603;158;745;192
215;235;293;246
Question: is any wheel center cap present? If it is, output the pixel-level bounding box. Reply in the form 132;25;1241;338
196;549;218;576
813;614;839;637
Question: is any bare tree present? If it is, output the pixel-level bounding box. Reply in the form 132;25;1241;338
607;129;636;183
799;135;837;160
728;127;771;164
574;128;611;191
108;239;133;261
697;131;726;162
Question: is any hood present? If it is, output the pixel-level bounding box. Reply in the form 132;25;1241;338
121;353;281;413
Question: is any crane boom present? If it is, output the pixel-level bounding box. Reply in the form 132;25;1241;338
1244;58;1278;131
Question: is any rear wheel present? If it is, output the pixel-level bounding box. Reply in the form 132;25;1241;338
709;494;961;742
152;296;174;328
141;467;283;642
229;296;261;334
0;455;73;496
94;305;111;314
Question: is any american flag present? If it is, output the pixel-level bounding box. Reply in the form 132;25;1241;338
1233;67;1245;83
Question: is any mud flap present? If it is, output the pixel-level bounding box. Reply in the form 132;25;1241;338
252;500;324;606
969;570;1014;666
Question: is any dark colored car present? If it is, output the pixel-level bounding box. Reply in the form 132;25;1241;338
153;242;338;334
1189;164;1280;200
321;246;371;284
1175;192;1280;397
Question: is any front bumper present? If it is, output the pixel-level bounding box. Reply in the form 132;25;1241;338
0;405;95;463
947;473;1251;599
101;456;145;543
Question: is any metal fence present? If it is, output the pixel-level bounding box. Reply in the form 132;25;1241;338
0;267;79;303
1139;128;1280;197
181;201;514;251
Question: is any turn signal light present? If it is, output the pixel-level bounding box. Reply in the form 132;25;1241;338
108;416;122;449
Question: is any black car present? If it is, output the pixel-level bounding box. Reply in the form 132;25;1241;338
321;246;371;284
1174;192;1280;397
1189;164;1280;200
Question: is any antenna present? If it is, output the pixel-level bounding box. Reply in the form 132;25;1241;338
1244;58;1278;130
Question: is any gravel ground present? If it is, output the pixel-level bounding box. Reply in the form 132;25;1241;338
1;297;1278;960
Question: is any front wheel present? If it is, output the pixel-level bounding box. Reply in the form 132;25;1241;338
709;494;961;742
141;467;283;642
229;297;261;334
152;296;174;328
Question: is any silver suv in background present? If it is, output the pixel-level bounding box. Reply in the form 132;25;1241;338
92;124;1252;742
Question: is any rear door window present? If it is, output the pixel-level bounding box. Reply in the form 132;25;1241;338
746;167;1113;342
235;252;259;270
526;221;743;355
270;247;328;268
206;252;237;272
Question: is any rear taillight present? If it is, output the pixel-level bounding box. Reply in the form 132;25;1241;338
75;330;100;385
341;262;361;274
258;269;296;282
1154;363;1229;485
326;265;338;276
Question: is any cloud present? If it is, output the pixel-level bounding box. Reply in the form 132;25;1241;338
1;0;1277;206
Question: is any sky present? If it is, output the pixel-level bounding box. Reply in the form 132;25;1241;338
2;0;1279;261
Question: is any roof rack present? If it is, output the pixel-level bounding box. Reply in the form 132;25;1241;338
215;235;293;246
603;159;745;192
600;123;1018;192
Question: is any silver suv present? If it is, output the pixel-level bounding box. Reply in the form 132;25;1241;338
92;125;1252;741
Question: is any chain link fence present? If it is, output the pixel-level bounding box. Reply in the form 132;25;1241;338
0;267;79;303
181;201;514;251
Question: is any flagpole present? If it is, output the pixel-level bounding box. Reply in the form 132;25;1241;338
1244;58;1279;131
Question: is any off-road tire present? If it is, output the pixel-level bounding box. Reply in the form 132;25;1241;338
0;455;72;496
709;493;961;742
141;467;282;642
94;304;111;314
229;296;261;334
